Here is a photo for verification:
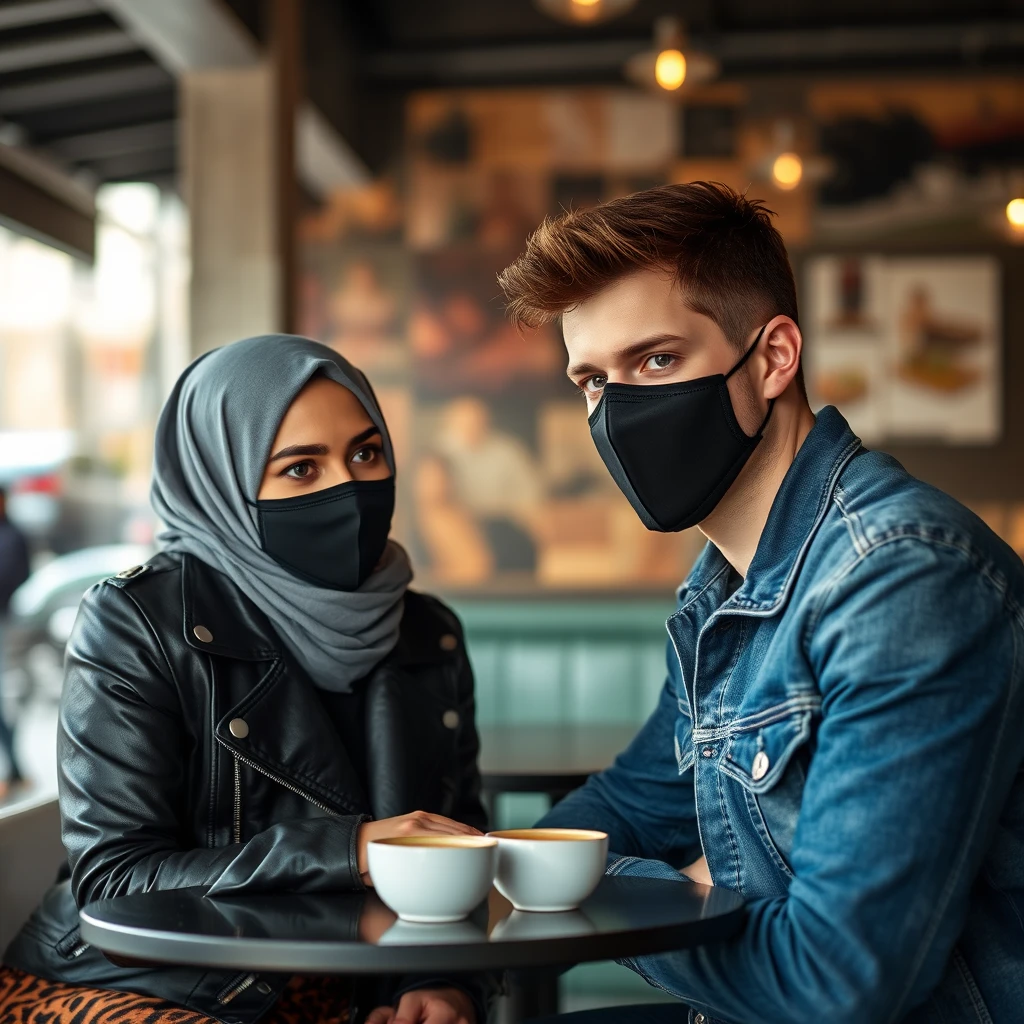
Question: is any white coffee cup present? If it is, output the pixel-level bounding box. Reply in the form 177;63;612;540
489;828;609;912
367;836;497;923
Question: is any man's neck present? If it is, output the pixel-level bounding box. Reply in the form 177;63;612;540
699;395;816;578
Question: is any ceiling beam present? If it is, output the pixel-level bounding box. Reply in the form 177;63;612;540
363;20;1024;84
0;0;97;31
95;0;369;193
93;0;256;71
45;119;176;162
365;39;643;82
0;143;95;261
0;29;138;74
83;148;176;183
0;64;171;114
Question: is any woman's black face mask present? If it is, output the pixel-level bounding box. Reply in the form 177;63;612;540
588;325;774;532
254;477;394;591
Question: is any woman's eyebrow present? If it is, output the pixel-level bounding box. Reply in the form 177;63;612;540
268;443;330;462
348;426;381;447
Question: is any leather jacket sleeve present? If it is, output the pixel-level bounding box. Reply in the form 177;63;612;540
59;581;367;910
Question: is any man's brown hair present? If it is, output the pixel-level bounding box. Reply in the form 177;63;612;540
498;181;801;383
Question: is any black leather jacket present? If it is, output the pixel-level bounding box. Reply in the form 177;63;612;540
4;552;491;1022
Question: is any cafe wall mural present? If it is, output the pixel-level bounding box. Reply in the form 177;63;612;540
300;78;1023;592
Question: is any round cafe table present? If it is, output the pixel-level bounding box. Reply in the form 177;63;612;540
80;877;744;1018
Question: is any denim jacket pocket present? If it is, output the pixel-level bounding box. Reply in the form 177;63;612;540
720;705;815;876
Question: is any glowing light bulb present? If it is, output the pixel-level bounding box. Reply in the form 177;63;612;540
1006;198;1024;228
655;49;686;90
772;152;803;190
571;0;601;5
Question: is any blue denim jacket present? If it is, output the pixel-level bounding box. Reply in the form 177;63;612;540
540;407;1024;1024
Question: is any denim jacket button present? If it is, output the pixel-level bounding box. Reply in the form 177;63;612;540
694;1014;706;1024
752;750;770;781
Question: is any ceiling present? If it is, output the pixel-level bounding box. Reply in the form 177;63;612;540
0;0;175;184
0;0;1021;189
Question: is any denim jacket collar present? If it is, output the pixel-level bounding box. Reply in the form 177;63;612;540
679;406;862;617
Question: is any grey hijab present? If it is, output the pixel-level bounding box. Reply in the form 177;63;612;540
151;334;413;692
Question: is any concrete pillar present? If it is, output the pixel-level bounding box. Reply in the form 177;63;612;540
180;64;279;357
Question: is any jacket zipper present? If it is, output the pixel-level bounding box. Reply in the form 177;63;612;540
228;745;339;837
233;755;242;844
218;971;258;1004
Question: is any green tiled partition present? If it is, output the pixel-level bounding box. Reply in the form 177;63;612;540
451;597;677;728
450;596;682;1012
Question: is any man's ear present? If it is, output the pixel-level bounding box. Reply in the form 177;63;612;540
762;316;803;400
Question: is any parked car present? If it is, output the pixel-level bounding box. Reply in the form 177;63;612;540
5;544;153;704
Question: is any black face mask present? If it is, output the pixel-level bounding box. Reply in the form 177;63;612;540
589;325;774;533
254;477;395;591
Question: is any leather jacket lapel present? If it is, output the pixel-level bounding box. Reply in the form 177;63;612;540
183;554;370;816
214;655;370;817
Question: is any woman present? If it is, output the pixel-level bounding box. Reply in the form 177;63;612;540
1;336;490;1024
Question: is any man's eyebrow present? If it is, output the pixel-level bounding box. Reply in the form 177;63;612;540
268;443;329;462
566;334;689;380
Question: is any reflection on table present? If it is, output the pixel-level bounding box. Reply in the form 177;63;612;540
79;876;745;976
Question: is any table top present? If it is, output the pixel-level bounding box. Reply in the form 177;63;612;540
478;725;638;791
80;877;745;975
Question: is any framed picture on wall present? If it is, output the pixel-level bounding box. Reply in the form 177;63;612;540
804;253;1002;444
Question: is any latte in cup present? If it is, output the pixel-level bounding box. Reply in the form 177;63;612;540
488;828;609;912
367;835;497;923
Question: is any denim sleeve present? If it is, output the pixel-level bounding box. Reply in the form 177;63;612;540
537;639;703;867
612;537;1024;1024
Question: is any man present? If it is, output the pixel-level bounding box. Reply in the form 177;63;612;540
0;486;29;801
497;183;1024;1024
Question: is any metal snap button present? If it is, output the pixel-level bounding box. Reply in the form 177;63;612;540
193;625;214;643
694;1014;706;1024
229;718;249;739
442;709;460;730
751;750;770;781
256;981;272;995
116;564;149;579
439;633;458;652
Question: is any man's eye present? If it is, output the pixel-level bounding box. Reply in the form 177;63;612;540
284;460;316;480
351;445;380;464
581;375;607;395
643;353;676;371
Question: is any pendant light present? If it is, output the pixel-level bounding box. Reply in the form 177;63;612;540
534;0;637;26
625;17;718;95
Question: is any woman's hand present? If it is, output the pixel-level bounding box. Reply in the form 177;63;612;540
682;855;713;886
366;987;475;1024
357;811;482;885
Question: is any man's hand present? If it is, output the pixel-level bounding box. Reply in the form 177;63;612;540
357;812;482;885
366;987;476;1024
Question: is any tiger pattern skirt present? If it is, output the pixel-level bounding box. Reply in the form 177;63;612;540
0;966;350;1024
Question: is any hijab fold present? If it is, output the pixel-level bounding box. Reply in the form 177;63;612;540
151;334;412;692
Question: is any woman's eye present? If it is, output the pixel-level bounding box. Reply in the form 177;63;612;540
351;445;380;465
581;375;607;396
643;353;676;372
283;460;317;480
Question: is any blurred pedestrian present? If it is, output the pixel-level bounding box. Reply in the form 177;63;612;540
0;486;30;801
